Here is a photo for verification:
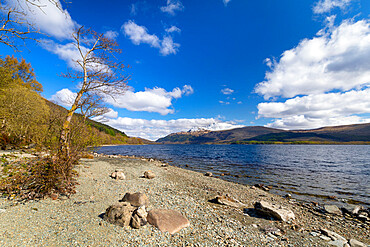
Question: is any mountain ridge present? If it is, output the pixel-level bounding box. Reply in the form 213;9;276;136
156;123;370;144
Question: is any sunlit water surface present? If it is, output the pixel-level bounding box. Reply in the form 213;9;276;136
97;145;370;206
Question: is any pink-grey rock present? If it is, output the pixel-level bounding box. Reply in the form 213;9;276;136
254;201;295;222
103;202;135;227
121;192;149;207
147;209;190;234
144;170;155;179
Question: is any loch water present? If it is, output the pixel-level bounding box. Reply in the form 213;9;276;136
97;144;370;206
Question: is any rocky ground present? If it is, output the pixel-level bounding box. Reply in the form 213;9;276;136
0;153;369;246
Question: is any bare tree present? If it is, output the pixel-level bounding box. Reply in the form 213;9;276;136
59;26;130;156
0;0;67;51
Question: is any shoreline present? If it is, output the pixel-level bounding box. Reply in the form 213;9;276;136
0;154;369;246
94;148;370;208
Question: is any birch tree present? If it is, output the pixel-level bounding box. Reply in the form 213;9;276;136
59;26;129;157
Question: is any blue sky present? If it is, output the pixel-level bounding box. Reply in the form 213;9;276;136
1;0;370;140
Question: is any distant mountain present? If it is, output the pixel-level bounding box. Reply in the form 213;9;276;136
156;123;370;144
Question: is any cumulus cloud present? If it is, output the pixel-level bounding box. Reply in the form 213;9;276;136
4;0;77;40
160;0;184;15
104;85;194;115
122;20;180;56
104;30;119;40
221;88;234;95
223;0;232;6
165;26;181;33
258;87;370;129
313;0;353;14
255;19;370;100
50;88;77;108
256;19;370;129
98;117;244;141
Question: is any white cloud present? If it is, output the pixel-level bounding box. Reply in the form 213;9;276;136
255;19;370;100
4;0;77;40
160;0;184;15
160;36;180;55
102;109;118;119
104;30;119;40
99;117;244;141
223;0;232;6
130;3;137;15
165;26;181;33
50;88;77;108
41;39;86;69
313;0;353;14
258;87;370;129
105;85;194;115
221;88;234;95
256;19;370;130
41;39;110;72
122;20;180;56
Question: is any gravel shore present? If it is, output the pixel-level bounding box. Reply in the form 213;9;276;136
0;155;369;246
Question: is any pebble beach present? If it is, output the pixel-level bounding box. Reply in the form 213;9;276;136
0;154;369;246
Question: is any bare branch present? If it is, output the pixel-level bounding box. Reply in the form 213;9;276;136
58;26;130;157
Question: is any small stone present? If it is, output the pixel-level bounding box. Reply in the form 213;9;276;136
144;170;155;179
310;232;319;237
328;239;347;247
254;201;295;222
147;209;190;234
320;235;332;241
212;195;246;208
111;171;126;180
121;192;149;207
324;205;342;215
103;202;135;227
320;228;347;242
204;172;213;177
341;205;363;215
349;239;367;247
50;193;58;200
284;194;292;199
0;209;6;213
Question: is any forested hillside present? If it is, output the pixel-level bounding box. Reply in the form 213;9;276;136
0;55;148;150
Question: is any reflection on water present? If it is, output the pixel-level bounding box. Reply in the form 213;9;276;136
97;144;370;206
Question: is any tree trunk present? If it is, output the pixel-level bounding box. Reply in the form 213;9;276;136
59;92;83;157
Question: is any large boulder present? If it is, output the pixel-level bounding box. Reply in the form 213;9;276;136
103;202;135;227
121;192;149;207
131;206;148;229
147;209;190;234
254;201;295;222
